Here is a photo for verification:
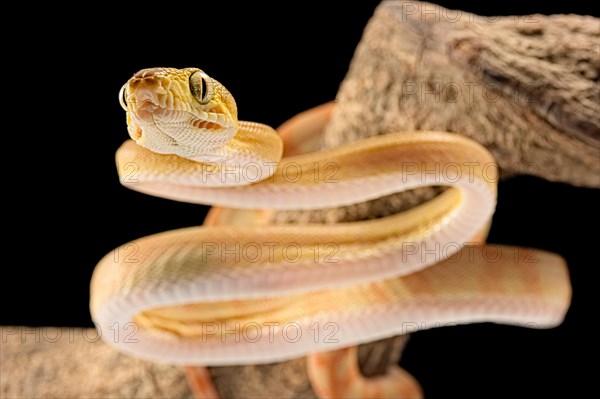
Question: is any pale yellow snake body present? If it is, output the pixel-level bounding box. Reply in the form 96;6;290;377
91;68;570;397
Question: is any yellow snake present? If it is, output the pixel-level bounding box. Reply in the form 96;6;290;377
91;67;570;397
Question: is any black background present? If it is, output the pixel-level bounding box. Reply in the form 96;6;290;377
3;1;599;397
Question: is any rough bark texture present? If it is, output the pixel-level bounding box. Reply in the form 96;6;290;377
1;327;192;398
325;1;599;184
275;1;599;224
2;2;598;398
1;326;406;398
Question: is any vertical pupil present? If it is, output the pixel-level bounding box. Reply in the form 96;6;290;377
200;77;207;100
190;72;210;103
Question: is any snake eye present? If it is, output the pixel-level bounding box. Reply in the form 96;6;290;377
119;84;128;111
190;71;214;104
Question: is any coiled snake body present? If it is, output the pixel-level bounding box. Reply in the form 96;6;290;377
91;68;570;398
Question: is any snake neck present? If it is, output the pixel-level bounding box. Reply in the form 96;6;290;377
186;120;284;186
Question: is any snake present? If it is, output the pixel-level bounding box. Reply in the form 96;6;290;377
90;67;571;398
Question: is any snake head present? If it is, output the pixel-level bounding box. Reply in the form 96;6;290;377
119;67;238;160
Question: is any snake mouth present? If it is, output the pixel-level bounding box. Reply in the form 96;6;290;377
192;119;221;130
136;99;233;132
194;102;236;130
